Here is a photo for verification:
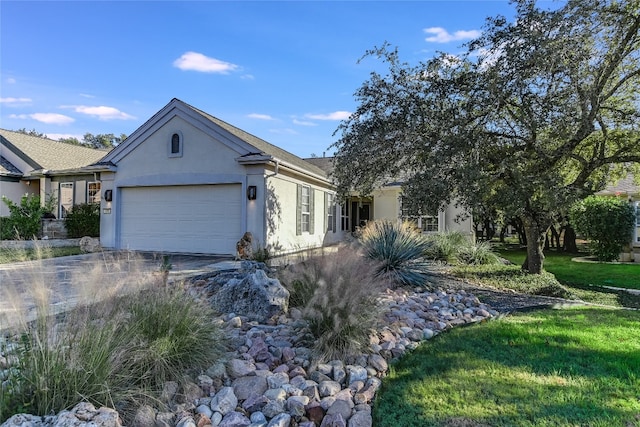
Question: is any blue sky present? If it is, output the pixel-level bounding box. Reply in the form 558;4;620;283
1;1;526;158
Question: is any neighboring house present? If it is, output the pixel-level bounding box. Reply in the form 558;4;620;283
597;174;640;262
0;129;106;218
304;157;474;236
88;98;346;256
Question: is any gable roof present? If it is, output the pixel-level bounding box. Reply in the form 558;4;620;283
183;102;328;178
0;129;107;175
0;156;22;177
303;156;335;175
98;98;328;181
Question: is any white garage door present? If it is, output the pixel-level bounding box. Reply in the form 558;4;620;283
119;184;242;254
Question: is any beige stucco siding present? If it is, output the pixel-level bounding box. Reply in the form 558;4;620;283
265;173;342;255
114;117;245;182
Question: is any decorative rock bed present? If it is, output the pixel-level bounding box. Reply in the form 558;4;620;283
1;264;498;427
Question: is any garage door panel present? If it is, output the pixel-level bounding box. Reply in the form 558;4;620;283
119;184;242;254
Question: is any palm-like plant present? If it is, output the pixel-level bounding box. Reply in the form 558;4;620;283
359;220;434;287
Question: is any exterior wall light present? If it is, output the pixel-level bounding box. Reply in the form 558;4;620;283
104;189;113;202
247;186;257;200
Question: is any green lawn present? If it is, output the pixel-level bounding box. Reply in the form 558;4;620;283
499;249;640;290
0;246;82;263
374;307;640;427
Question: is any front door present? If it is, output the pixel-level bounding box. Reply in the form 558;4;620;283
350;201;371;232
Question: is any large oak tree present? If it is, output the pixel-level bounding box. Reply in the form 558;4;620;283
332;0;640;273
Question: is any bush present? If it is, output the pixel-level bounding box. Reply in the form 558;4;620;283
423;231;470;263
452;264;573;298
456;240;501;265
64;203;100;238
1;194;45;239
358;220;434;287
569;195;635;261
279;248;384;362
1;284;226;423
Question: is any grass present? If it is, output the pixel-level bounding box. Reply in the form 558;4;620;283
497;249;640;290
374;307;640;427
0;247;226;424
0;246;81;263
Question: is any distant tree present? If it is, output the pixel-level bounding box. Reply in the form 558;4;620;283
16;128;47;138
82;133;126;149
332;0;640;274
57;137;82;145
569;196;635;261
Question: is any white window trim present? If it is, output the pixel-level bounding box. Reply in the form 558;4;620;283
301;186;311;233
87;181;101;204
59;182;74;219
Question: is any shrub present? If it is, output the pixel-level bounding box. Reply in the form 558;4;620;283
423;231;469;263
64;203;100;238
569;195;635;261
279;248;384;362
452;264;574;299
0;253;226;423
456;240;501;265
1;194;45;239
358;220;434;287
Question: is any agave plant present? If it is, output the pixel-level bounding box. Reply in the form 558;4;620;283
359;220;434;287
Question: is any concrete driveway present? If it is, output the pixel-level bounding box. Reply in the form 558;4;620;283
0;251;231;331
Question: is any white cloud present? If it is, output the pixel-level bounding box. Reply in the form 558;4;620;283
241;74;255;80
9;113;75;125
66;105;136;121
305;111;351;121
424;27;481;43
79;93;96;98
248;113;275;120
6;78;16;84
293;119;317;126
0;97;32;104
173;51;239;74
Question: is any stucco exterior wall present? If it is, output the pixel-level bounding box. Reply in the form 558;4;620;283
0;180;37;216
265;173;343;255
372;187;400;220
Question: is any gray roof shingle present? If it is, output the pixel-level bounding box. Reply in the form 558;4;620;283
0;129;107;173
181;101;328;179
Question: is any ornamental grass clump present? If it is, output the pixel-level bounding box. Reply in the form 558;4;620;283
279;248;385;362
0;248;226;424
358;219;434;287
456;240;501;265
423;230;470;263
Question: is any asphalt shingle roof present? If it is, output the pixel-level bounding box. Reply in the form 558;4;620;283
0;129;107;173
181;101;328;179
600;174;640;195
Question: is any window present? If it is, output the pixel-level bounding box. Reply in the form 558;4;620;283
400;197;439;232
59;182;74;218
341;203;350;232
168;132;183;157
326;193;336;233
87;182;101;204
301;186;310;232
296;184;314;235
635;201;640;244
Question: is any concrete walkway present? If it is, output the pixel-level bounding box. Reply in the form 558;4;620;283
0;251;230;331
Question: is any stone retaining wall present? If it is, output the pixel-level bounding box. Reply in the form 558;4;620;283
0;238;80;250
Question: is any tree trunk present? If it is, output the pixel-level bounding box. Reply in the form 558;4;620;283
521;215;548;274
563;223;578;253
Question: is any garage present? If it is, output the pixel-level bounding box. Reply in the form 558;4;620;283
119;184;242;254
